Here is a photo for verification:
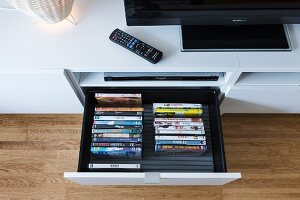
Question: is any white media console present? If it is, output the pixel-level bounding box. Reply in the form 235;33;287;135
0;0;299;114
0;0;299;185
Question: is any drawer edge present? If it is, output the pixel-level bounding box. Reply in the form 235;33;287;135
64;172;241;185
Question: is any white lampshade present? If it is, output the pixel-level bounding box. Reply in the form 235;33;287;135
6;0;74;24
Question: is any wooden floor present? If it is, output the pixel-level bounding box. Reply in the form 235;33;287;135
0;114;299;200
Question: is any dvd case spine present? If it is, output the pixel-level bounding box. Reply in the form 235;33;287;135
155;145;207;156
155;140;206;145
95;93;141;98
154;118;203;122
90;147;142;159
154;108;203;117
95;107;144;112
155;125;204;131
93;133;142;138
88;164;141;169
92;137;142;143
95;94;142;106
92;129;142;134
154;108;202;113
154;121;204;126
155;130;205;135
91;147;142;152
153;103;202;108
94;116;143;121
91;142;142;147
155;135;206;141
155;145;207;152
93;124;143;129
94;111;143;116
94;120;143;126
154;113;203;117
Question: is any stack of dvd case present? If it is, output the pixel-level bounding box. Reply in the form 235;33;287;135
153;103;207;156
90;93;144;160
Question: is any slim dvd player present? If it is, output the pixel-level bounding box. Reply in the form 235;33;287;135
104;72;221;81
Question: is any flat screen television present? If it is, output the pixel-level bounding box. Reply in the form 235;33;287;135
124;0;300;51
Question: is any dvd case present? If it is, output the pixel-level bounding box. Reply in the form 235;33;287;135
155;145;207;156
94;111;143;116
88;164;141;169
95;93;141;98
92;129;142;134
154;121;204;126
155;125;204;131
93;124;143;129
91;147;142;159
91;142;142;147
155;129;205;135
92;137;142;143
95;107;144;112
95;93;142;106
155;140;206;145
93;120;143;126
94;116;143;121
156;145;207;152
155;135;206;141
154;118;203;122
153;103;202;109
154;108;203;117
93;133;142;138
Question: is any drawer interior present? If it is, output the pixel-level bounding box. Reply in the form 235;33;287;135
78;87;226;173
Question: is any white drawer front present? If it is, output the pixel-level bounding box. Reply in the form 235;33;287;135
64;172;241;185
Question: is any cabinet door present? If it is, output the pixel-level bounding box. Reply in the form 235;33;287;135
0;69;83;113
221;86;300;113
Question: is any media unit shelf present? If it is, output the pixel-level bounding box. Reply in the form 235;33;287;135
221;70;300;113
234;72;300;86
65;71;237;106
221;86;300;113
78;72;228;88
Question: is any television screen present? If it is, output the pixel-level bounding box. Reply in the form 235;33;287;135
125;0;300;26
129;0;300;10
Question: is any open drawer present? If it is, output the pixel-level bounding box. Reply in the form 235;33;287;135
64;87;241;185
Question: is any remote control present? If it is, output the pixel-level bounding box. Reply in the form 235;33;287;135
109;29;163;64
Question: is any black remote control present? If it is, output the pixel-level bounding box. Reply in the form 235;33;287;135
109;29;163;64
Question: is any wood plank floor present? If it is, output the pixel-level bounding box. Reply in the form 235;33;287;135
0;114;299;200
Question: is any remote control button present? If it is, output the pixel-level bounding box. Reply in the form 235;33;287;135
137;44;146;51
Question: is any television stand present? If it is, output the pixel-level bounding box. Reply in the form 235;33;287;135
180;24;292;52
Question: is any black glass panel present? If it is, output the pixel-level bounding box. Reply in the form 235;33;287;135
129;0;300;10
181;24;290;50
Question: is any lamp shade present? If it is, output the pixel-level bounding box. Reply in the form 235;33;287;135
6;0;74;24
